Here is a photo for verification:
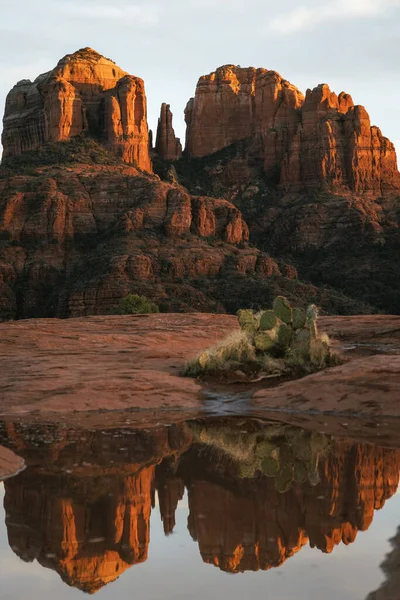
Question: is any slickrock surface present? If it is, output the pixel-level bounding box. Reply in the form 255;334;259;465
155;103;182;161
2;48;152;171
185;65;400;195
0;313;399;418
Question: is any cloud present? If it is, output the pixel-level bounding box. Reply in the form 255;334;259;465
269;0;400;34
52;2;160;27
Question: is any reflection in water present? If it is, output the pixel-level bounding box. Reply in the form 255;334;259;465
0;418;399;594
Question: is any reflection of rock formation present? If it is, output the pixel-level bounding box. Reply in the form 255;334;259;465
185;440;400;572
1;418;400;587
5;468;154;594
367;527;400;600
0;421;192;593
157;475;185;535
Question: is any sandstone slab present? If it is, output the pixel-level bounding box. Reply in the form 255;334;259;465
0;314;399;419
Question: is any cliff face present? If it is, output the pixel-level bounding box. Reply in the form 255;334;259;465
2;48;152;171
1;50;399;318
185;65;400;195
0;140;354;319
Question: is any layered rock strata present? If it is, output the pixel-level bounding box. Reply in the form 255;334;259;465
185;65;400;195
2;48;152;171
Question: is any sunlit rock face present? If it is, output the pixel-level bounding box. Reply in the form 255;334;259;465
2;48;152;171
185;66;400;195
155;103;182;162
185;440;400;573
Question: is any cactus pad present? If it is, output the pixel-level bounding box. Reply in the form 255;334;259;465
273;296;293;324
260;310;278;331
293;307;306;329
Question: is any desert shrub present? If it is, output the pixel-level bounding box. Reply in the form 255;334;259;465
184;295;341;380
117;294;159;315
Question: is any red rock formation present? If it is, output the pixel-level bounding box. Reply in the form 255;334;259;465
187;441;400;573
1;159;306;319
4;467;154;593
155;103;182;161
185;66;400;195
157;476;185;534
2;48;152;171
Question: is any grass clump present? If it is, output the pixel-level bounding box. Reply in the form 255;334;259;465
184;296;341;380
117;294;159;315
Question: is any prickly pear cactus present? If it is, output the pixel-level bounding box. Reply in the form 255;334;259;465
254;331;277;352
273;296;293;324
306;304;319;338
237;309;259;334
278;323;293;350
260;310;278;331
293;307;306;329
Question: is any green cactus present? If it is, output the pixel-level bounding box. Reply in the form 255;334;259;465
255;440;278;458
237;309;259;334
278;323;293;350
293;307;306;329
275;465;293;493
260;310;278;331
261;456;280;477
254;331;277;352
273;296;293;324
293;460;308;484
291;433;312;462
306;304;319;338
308;454;321;487
291;329;311;360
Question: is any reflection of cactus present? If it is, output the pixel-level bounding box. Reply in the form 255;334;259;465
188;421;331;494
273;296;293;324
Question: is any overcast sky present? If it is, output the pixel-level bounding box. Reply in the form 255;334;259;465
1;0;400;161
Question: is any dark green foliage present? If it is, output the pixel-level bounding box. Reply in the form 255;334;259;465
0;135;122;175
117;294;159;315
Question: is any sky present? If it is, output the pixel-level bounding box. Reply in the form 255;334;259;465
1;0;400;161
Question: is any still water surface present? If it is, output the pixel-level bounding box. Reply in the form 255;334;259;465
0;417;399;599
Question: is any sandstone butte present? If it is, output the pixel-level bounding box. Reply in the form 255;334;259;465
2;47;152;171
185;65;400;195
1;48;400;319
1;418;399;591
